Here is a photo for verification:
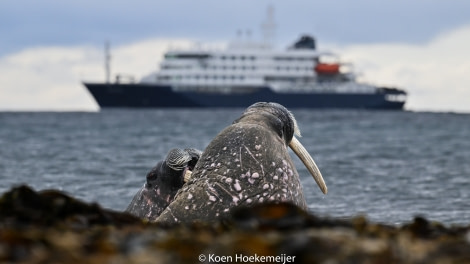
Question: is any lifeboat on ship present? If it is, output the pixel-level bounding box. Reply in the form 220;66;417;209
314;63;340;75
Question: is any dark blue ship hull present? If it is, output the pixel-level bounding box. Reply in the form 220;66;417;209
83;83;406;109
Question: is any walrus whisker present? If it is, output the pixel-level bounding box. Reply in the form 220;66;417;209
289;136;327;194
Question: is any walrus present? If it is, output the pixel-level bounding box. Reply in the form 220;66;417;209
125;148;201;220
156;102;327;224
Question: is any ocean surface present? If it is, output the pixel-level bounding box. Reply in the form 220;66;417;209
1;109;469;225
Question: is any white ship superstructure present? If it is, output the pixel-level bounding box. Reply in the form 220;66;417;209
141;35;376;95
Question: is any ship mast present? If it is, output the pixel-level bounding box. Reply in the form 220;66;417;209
261;5;276;48
105;41;111;83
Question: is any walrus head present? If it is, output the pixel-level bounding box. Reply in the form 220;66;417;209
147;148;202;188
234;102;327;194
126;148;202;220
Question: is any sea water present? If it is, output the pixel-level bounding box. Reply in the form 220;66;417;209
1;109;469;225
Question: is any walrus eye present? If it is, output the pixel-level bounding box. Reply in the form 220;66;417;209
146;164;160;184
278;129;284;141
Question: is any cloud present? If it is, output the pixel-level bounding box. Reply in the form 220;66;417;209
0;26;469;112
330;25;470;112
0;39;193;111
0;46;101;111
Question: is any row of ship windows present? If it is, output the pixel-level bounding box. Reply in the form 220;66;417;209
161;65;313;71
166;54;317;62
220;56;318;61
159;75;247;81
220;57;316;61
220;55;256;61
165;54;258;61
162;65;258;70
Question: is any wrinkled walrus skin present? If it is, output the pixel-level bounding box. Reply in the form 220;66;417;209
157;102;310;224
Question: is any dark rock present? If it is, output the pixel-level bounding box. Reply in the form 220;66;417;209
0;185;469;263
0;185;141;228
228;202;352;231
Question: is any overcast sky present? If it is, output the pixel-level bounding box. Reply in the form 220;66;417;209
1;0;470;112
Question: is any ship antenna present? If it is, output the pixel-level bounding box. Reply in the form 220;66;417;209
261;5;276;48
105;41;111;83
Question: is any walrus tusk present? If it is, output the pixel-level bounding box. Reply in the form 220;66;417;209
184;169;192;183
289;136;328;194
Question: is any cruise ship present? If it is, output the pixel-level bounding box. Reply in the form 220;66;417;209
83;12;406;110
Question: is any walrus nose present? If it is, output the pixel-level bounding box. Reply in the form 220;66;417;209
289;136;328;194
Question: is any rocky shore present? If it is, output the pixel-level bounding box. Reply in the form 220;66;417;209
1;185;469;263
